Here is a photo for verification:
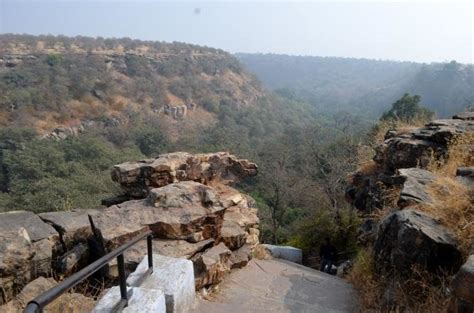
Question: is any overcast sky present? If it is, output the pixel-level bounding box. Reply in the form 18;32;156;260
1;0;473;63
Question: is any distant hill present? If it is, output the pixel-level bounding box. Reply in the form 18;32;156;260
0;34;265;135
236;53;474;118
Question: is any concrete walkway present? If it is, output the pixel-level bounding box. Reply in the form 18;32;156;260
192;259;359;313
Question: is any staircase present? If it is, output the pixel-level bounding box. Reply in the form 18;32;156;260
93;254;196;313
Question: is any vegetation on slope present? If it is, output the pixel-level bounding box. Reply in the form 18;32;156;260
0;34;263;132
237;53;474;118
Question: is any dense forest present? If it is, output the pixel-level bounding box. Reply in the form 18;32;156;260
237;53;474;118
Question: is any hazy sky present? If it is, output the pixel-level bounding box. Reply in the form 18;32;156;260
1;0;473;63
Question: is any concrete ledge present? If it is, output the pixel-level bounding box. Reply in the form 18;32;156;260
92;286;166;313
261;244;302;264
127;254;195;313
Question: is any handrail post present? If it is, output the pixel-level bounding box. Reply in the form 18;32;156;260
117;254;128;305
147;235;153;270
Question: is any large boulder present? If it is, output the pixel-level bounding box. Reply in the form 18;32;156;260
374;209;463;275
111;152;257;198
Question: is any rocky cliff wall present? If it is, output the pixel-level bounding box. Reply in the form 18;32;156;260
0;152;259;310
346;112;473;310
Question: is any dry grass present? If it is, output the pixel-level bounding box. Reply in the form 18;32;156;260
413;176;474;256
346;248;381;309
428;133;474;177
348;249;454;312
370;118;427;145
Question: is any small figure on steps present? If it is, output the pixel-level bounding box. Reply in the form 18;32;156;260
319;237;337;274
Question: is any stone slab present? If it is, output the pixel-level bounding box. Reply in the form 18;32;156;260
191;259;358;313
0;210;57;242
127;254;195;313
261;244;303;264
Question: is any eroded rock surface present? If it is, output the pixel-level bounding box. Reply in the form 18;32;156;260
111;152;257;198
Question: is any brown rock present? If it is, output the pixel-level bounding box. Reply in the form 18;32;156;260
220;220;247;250
39;210;95;249
229;244;252;269
89;181;226;248
193;243;232;289
111;152;258;197
0;211;57;242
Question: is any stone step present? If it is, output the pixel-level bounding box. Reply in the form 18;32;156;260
93;254;195;313
127;254;195;313
92;286;166;313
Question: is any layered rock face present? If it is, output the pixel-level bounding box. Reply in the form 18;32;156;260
0;152;259;307
346;113;473;309
110;152;258;198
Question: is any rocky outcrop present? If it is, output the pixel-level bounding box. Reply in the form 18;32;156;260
374;209;462;275
0;152;259;304
111;152;257;198
346;113;473;310
374;117;473;172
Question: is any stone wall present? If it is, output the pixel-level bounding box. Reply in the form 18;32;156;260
0;152;259;308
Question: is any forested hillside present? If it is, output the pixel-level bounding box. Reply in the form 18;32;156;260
0;34;264;134
237;53;474;118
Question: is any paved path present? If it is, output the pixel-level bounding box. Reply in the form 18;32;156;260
192;259;359;313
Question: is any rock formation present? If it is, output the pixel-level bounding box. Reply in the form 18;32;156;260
346;112;473;310
0;152;259;307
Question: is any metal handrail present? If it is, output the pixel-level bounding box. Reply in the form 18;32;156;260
24;230;154;313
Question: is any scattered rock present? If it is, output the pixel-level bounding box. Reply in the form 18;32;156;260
374;209;462;275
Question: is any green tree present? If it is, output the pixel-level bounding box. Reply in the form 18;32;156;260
381;93;433;122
